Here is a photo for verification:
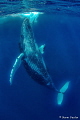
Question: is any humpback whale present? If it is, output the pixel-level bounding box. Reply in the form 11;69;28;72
10;16;70;105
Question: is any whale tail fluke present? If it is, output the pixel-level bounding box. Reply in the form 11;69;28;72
57;81;70;105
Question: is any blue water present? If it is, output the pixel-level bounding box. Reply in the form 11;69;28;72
0;0;80;120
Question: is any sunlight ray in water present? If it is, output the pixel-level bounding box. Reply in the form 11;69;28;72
0;12;43;24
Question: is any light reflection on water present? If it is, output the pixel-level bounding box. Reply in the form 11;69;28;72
0;0;80;17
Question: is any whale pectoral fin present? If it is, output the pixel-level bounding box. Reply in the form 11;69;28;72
9;53;24;85
39;44;45;54
57;81;70;105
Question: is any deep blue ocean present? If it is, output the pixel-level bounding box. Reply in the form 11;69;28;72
0;0;80;120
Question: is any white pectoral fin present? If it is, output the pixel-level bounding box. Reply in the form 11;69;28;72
9;53;24;85
39;44;45;54
57;81;70;105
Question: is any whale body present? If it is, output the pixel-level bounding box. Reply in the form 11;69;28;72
19;18;57;90
9;17;70;105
